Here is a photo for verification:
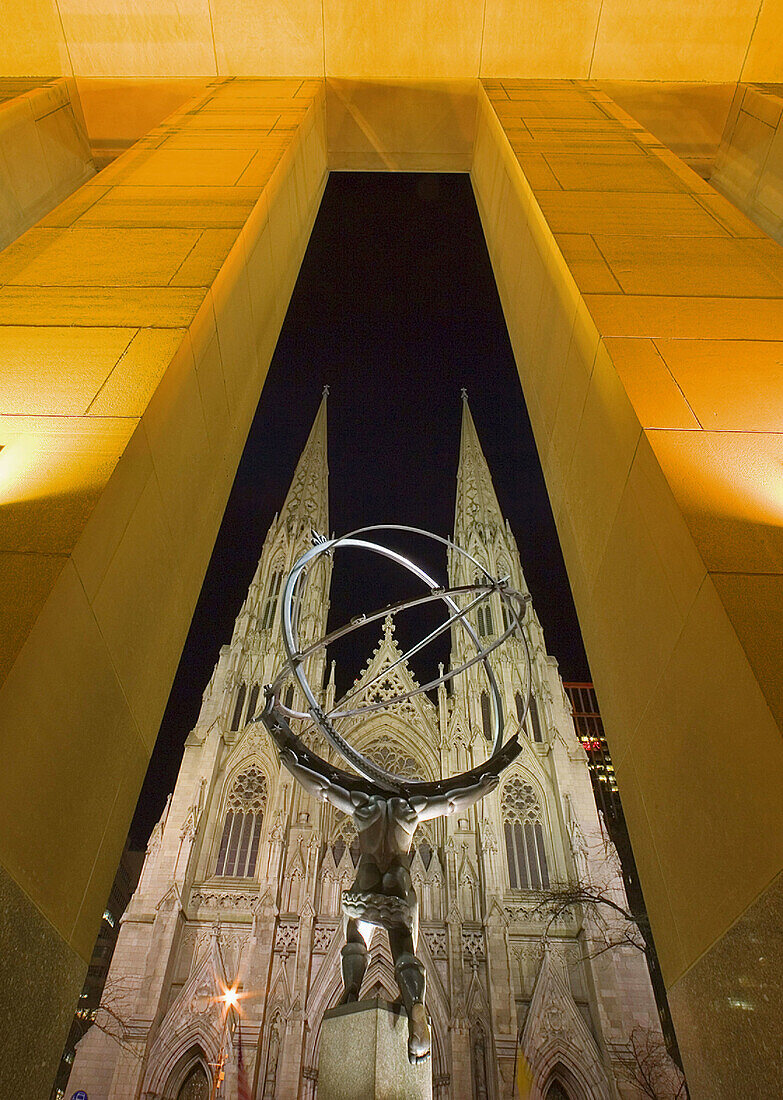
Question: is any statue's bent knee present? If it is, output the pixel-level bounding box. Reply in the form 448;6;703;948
342;940;369;961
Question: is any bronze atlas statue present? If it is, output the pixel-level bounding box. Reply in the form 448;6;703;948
258;526;531;1064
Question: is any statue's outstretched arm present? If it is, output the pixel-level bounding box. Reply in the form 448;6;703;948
278;748;358;817
413;773;499;822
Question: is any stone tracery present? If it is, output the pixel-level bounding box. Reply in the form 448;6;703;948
215;765;268;878
501;773;550;891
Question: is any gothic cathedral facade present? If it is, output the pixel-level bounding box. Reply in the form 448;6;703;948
70;394;663;1100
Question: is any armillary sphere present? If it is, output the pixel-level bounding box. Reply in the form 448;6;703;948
262;525;533;795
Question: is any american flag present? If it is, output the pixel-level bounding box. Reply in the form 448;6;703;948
237;1020;251;1100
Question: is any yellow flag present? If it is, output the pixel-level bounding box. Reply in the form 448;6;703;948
516;1043;534;1098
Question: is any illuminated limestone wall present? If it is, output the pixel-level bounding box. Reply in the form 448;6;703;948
325;80;478;172
711;83;783;244
2;0;783;82
0;78;94;248
0;78;327;1100
595;82;737;179
74;79;213;168
471;79;783;1099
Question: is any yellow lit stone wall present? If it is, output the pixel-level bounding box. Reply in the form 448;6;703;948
472;79;783;1097
596;81;736;179
326;79;478;171
711;83;783;244
0;77;327;1099
0;0;69;77
2;0;783;81
0;79;94;249
74;78;213;167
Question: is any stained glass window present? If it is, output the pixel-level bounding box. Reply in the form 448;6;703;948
215;766;267;877
501;775;549;890
177;1064;209;1100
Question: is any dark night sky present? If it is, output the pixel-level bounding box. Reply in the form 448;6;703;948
128;173;590;848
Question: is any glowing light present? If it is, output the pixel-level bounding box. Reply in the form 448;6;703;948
581;738;602;753
214;981;251;1018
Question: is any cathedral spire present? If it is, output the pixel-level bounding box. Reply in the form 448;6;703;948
278;388;329;538
233;390;331;671
449;393;528;662
454;392;505;546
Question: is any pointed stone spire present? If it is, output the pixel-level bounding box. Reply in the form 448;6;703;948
226;388;331;685
454;391;505;544
279;388;329;538
449;392;529;675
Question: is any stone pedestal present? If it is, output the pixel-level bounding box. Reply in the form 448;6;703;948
318;999;433;1100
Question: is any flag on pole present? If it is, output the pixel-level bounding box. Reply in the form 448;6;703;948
515;1035;534;1099
237;1019;251;1100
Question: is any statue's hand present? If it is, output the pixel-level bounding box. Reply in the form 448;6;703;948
479;772;499;792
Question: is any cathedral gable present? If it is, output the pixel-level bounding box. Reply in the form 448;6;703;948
522;948;612;1100
336;616;441;780
219;726;278;788
341;615;436;722
152;926;232;1050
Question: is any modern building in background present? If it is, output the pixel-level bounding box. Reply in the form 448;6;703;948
563;685;619;830
52;844;144;1100
68;395;669;1099
563;684;681;1067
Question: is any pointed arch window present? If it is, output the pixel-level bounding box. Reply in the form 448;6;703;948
177;1064;209;1100
291;566;307;633
501;774;549;890
230;683;247;732
473;573;494;638
502;601;512;632
215;766;268;877
284;683;294;710
409;820;435;867
365;739;425;781
476;602;494;638
529;695;543;742
480;691;492;741
262;569;283;630
247;683;260;722
515;692;526;724
418;838;433;870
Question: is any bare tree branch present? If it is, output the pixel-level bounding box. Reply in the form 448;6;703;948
77;975;142;1060
532;880;650;959
612;1028;687;1100
532;873;688;1097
